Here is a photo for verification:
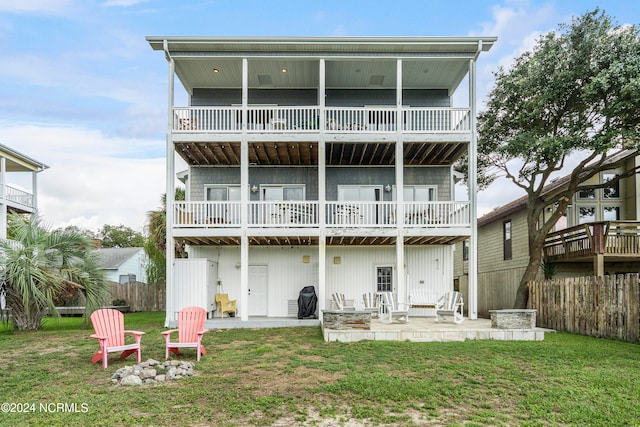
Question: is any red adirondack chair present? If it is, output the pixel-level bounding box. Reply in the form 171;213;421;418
90;308;145;369
162;306;209;361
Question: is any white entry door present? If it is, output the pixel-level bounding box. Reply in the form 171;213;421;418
248;265;268;316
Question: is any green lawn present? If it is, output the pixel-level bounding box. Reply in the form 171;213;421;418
0;312;639;426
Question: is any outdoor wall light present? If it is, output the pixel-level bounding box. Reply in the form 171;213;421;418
384;184;392;192
251;185;258;193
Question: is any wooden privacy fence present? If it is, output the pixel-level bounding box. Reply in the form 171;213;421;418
528;274;640;342
110;281;166;312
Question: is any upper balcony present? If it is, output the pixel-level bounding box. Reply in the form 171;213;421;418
172;106;472;167
172;105;471;135
543;221;640;262
2;184;35;212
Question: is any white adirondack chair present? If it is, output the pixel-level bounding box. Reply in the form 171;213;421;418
379;292;409;324
435;291;465;324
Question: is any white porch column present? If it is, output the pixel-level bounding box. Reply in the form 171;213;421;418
240;57;250;321
317;58;326;318
164;44;176;327
395;59;406;301
468;56;478;320
0;157;6;240
31;169;38;211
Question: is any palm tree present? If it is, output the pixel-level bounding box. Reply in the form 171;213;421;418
0;213;109;331
144;189;187;286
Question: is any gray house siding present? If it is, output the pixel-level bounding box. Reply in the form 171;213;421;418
192;88;449;108
189;165;451;202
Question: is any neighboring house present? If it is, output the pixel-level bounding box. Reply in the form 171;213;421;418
0;143;48;309
96;247;148;284
147;36;496;325
454;150;640;317
0;143;48;239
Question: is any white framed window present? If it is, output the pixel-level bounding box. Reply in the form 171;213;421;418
260;185;305;201
577;188;596;200
337;185;381;201
376;266;393;292
204;185;241;224
205;185;241;201
602;173;621;199
578;206;597;224
602;206;621;221
404;185;437;201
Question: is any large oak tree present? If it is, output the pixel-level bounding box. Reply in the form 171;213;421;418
477;10;640;308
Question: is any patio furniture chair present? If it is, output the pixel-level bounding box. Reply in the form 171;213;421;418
379;292;409;324
362;292;379;317
90;308;144;369
162;306;209;361
331;292;356;311
435;291;465;324
215;293;237;318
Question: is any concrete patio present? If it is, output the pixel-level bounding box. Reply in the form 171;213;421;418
322;317;549;342
200;315;550;343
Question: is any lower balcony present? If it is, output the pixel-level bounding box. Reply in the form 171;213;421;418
174;200;470;229
173;201;470;247
543;221;640;262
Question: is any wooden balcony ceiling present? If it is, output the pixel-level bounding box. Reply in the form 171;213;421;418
175;141;464;166
177;234;466;246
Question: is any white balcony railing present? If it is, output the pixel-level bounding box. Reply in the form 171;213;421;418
248;201;319;227
403;202;471;227
326;202;396;227
173;201;470;229
174;201;241;227
172;106;471;133
3;185;34;209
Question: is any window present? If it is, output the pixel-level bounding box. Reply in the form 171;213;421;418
603;206;621;221
402;186;436;202
119;274;136;284
206;186;241;201
503;220;512;260
261;185;305;201
205;185;241;224
602;173;620;199
338;186;380;202
376;266;393;292
578;206;596;224
578;188;596;200
462;239;469;261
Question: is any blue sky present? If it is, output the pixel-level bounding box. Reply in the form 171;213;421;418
0;0;638;233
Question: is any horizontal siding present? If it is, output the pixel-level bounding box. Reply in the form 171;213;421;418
190;165;451;202
478;208;530;273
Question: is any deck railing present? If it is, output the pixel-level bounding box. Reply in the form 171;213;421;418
173;201;470;229
543;221;640;260
2;185;34;208
248;201;319;227
174;201;241;227
172;106;471;133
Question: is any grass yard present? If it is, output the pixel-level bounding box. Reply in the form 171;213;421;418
0;312;639;426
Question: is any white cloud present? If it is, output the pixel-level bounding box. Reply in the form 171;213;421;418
0;0;74;15
101;0;149;7
0;124;166;233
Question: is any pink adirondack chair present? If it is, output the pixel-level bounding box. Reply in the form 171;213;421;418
90;308;145;369
162;306;209;361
